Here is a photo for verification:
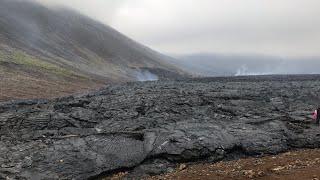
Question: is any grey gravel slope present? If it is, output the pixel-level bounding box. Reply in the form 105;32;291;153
1;75;320;179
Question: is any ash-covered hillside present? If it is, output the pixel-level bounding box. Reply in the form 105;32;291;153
0;0;184;101
1;75;320;179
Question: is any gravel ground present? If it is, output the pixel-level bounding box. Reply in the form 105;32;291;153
147;149;320;180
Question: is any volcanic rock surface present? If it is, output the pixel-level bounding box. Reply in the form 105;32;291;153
1;75;320;179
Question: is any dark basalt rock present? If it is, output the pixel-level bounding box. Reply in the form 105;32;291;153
1;75;320;179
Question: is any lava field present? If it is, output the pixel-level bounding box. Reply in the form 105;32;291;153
1;75;320;179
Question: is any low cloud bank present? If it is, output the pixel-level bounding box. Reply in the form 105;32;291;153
172;53;320;77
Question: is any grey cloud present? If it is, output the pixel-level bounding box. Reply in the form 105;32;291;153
34;0;125;24
32;0;320;57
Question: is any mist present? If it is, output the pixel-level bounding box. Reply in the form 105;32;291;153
171;53;320;76
135;70;159;81
24;0;320;76
34;0;320;58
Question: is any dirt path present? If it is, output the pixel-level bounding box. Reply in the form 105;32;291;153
146;149;320;180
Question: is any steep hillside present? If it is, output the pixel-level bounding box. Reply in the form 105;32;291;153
0;0;183;101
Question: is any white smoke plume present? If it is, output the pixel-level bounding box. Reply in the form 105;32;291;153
135;70;159;81
235;65;274;76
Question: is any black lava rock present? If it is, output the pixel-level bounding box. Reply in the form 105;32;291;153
1;75;320;179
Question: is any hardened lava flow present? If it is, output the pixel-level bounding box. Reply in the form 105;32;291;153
1;75;320;179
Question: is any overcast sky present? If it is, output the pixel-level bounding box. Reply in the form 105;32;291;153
38;0;320;57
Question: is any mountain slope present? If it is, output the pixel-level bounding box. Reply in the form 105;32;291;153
0;0;184;101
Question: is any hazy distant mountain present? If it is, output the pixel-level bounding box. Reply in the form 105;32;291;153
173;53;320;76
0;0;184;101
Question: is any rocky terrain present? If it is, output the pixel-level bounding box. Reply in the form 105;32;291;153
148;149;320;180
1;75;320;179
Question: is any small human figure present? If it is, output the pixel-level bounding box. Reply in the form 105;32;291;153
313;108;320;125
317;108;320;125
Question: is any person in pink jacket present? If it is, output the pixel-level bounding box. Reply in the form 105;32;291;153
313;108;320;125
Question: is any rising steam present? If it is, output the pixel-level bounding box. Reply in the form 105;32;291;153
135;70;159;81
235;65;273;76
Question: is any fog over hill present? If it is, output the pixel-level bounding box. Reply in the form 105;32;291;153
0;0;184;101
0;0;318;103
